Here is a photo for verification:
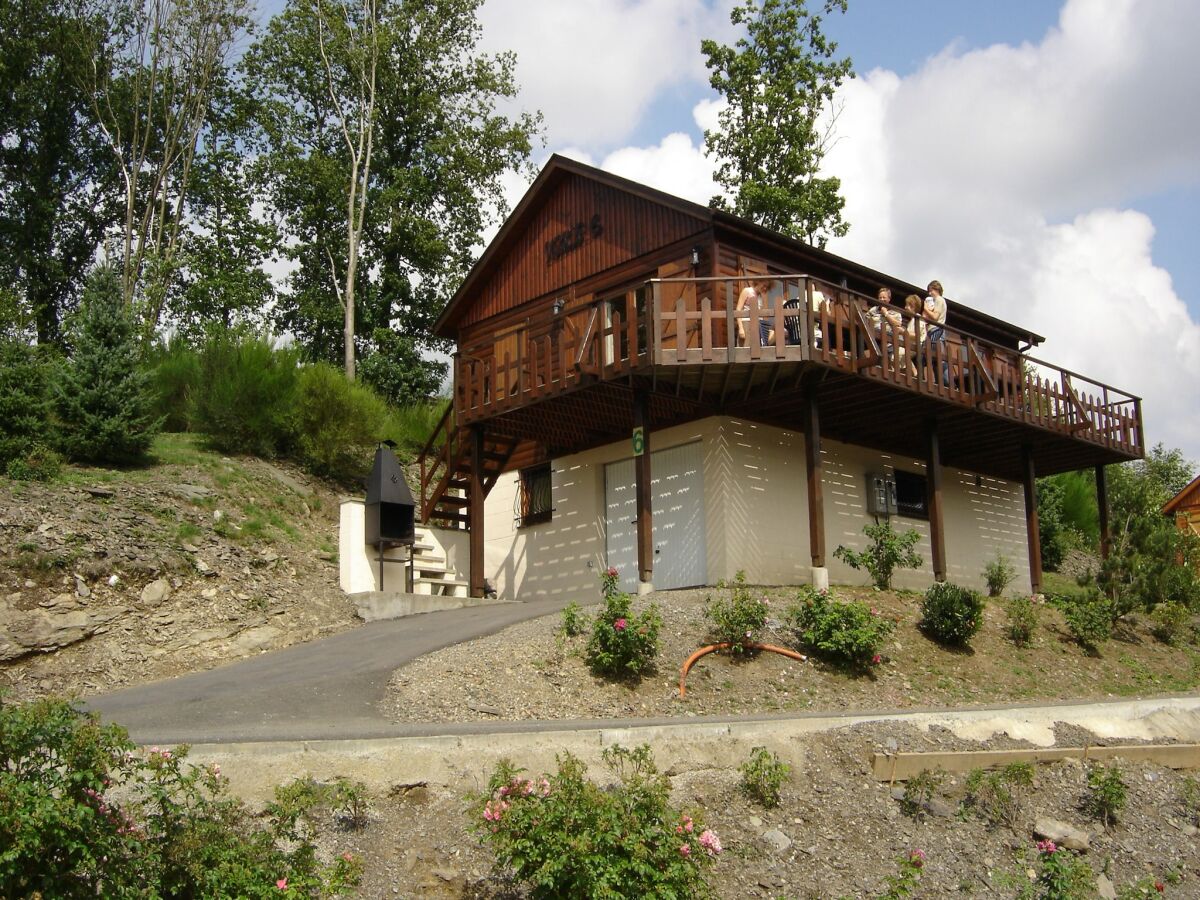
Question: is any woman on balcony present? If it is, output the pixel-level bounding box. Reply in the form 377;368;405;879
736;279;775;347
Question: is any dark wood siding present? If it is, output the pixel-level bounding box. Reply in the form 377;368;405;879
459;173;708;329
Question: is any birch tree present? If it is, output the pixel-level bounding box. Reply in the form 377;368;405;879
79;0;251;334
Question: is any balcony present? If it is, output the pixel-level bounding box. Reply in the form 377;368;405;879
449;275;1143;482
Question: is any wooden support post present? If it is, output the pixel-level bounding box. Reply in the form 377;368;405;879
1022;445;1043;595
469;424;485;598
1096;463;1110;560
633;390;654;591
802;391;826;571
927;422;947;583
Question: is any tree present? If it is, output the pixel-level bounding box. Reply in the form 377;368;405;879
358;328;446;406
54;264;162;464
0;0;118;346
248;0;540;375
78;0;253;333
701;0;853;248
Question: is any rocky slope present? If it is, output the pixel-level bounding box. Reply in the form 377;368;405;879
0;435;358;702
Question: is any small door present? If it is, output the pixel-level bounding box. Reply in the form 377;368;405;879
604;441;707;593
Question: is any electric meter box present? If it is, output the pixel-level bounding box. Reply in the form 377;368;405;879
865;472;898;516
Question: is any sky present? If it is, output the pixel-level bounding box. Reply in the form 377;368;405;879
468;0;1200;465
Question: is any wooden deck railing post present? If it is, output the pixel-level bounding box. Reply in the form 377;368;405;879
633;389;654;593
1096;463;1111;560
1022;444;1044;595
469;424;486;598
802;387;827;589
927;421;947;583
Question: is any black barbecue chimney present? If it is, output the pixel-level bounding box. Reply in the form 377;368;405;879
364;443;416;547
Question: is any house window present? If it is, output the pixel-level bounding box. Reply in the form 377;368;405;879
519;464;553;527
894;469;928;519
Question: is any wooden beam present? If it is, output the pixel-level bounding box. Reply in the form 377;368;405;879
469;424;486;598
1096;463;1110;560
1022;444;1043;594
927;421;947;583
802;390;825;568
633;390;654;587
871;743;1200;782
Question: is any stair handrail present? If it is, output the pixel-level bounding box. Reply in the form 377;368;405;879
419;401;456;522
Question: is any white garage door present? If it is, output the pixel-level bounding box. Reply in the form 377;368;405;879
604;441;706;593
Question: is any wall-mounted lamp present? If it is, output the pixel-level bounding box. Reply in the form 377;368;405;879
552;297;565;315
690;247;701;267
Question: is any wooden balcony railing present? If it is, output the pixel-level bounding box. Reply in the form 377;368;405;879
453;275;1143;458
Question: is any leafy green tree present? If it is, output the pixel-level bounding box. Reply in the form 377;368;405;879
54;264;162;464
702;0;854;247
0;0;117;346
248;0;540;374
0;340;55;468
358;328;446;406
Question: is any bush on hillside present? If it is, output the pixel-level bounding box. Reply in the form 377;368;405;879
0;339;54;469
786;585;893;667
585;568;661;681
475;745;720;898
190;333;299;457
292;363;391;481
919;582;985;646
833;521;923;590
704;570;769;654
0;695;360;898
53;265;162;464
1051;589;1114;652
146;337;202;432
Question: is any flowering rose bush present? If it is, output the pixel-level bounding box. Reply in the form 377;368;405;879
0;695;361;898
473;744;719;898
585;568;661;680
785;586;894;668
919;581;985;647
704;569;769;655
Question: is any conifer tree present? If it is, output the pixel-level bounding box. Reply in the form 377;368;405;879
55;265;161;464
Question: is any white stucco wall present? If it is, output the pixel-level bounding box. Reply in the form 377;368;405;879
339;498;469;593
478;416;1032;601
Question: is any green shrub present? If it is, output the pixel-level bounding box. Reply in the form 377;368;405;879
1006;594;1039;646
1083;763;1127;827
1034;841;1095;899
584;568;661;680
382;399;450;457
6;443;62;482
833;521;923;590
919;582;985;646
54;265;162;464
0;695;360;898
330;777;369;830
0;339;53;468
292;362;391;481
983;552;1016;597
704;570;769;655
559;600;588;637
900;768;945;820
147;338;202;432
1150;600;1191;646
786;586;893;667
881;849;926;899
190;332;299;457
1055;590;1114;652
738;746;789;808
474;745;719;899
964;762;1034;828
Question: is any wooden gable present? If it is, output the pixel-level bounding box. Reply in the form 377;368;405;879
446;162;710;333
1164;474;1200;516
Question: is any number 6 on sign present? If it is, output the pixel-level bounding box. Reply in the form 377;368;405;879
631;426;645;456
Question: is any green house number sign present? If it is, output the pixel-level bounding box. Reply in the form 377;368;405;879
632;426;645;456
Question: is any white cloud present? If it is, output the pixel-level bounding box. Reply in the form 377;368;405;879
600;131;717;204
478;0;735;148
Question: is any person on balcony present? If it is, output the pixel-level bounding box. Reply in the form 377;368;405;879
923;280;950;385
736;278;775;347
883;294;926;375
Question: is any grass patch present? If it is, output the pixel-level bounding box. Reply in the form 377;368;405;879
175;522;202;543
149;432;211;467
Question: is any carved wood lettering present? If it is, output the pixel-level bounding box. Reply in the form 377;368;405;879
545;213;602;265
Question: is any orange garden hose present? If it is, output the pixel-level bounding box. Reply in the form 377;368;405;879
678;642;808;698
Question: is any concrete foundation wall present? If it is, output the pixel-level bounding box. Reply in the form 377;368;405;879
339;499;469;593
477;416;1031;601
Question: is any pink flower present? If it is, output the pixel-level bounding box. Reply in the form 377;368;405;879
680;814;693;833
1155;881;1165;893
606;567;618;578
872;654;882;665
276;878;288;890
699;829;722;856
909;848;925;868
870;607;880;616
342;852;353;862
1036;839;1057;855
678;843;691;858
614;617;627;631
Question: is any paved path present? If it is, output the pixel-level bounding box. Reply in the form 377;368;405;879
85;598;564;744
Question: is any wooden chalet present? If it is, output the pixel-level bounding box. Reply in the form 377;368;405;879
410;155;1144;600
1164;475;1200;542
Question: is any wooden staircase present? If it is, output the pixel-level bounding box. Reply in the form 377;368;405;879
418;403;517;529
